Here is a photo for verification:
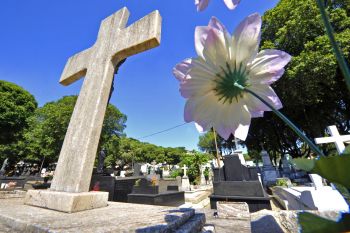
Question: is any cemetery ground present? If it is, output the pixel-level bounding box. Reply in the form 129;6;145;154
1;149;348;232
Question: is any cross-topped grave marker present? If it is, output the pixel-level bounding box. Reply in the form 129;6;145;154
25;7;162;213
315;125;350;154
182;165;188;178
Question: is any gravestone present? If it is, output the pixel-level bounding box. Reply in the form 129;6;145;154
97;149;106;174
200;166;206;185
181;165;190;191
260;150;277;186
90;163;145;202
210;154;271;212
281;154;292;177
128;177;185;206
133;163;142;176
25;7;162;213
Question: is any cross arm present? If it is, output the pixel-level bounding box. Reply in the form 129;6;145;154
59;48;92;86
113;10;162;62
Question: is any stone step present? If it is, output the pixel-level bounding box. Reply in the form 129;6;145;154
136;208;195;233
175;213;206;233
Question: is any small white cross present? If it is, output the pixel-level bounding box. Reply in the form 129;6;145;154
182;165;188;178
314;125;350;154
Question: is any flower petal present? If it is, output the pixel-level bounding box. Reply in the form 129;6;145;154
195;123;205;133
234;123;250;140
214;103;251;140
223;0;241;10
195;0;210;11
248;49;291;84
195;17;232;62
195;26;210;59
232;13;261;66
208;17;233;61
173;58;192;81
250;111;264;118
179;59;216;98
202;28;228;69
247;84;283;110
185;91;252;140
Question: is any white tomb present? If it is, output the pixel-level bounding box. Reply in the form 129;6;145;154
273;174;348;211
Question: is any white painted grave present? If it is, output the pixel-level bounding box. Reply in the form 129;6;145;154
273;174;348;211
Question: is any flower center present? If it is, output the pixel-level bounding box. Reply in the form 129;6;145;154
214;63;248;104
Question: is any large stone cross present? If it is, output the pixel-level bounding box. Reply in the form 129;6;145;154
25;8;161;213
315;125;350;154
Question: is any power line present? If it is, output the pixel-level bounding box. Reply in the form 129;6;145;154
136;122;189;140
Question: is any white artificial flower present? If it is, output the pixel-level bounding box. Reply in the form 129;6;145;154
173;14;291;140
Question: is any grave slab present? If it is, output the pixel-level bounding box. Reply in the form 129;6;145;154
0;198;201;232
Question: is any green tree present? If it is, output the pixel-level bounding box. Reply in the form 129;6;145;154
115;137;188;166
0;81;37;144
180;151;212;184
24;96;126;164
0;81;37;164
246;0;350;158
198;130;240;156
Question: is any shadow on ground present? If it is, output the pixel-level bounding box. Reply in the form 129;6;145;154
251;215;284;233
135;208;194;233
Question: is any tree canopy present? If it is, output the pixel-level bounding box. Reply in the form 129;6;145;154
0;81;37;164
113;137;188;167
198;130;240;156
23;96;127;164
0;80;37;145
245;0;350;158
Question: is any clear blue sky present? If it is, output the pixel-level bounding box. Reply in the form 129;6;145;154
0;0;279;151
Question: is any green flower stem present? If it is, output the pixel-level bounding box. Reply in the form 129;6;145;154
315;0;350;92
234;83;324;157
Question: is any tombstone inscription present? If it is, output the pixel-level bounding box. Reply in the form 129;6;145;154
25;7;162;213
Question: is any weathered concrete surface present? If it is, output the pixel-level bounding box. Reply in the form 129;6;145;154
251;209;341;233
217;202;250;220
24;190;108;213
0;198;196;233
201;208;251;233
0;190;26;199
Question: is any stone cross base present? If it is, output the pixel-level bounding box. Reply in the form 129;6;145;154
181;177;190;191
24;190;108;213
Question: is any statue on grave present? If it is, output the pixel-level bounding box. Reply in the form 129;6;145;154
0;158;9;176
97;148;107;174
